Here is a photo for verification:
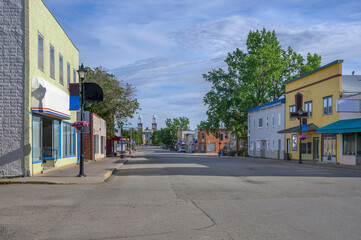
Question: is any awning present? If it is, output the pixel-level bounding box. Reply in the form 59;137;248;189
32;76;70;120
277;123;319;133
317;118;361;134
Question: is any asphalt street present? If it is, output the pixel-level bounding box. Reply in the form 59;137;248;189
1;147;361;240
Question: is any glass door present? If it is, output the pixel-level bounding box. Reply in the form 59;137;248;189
32;116;42;163
313;137;319;160
322;136;336;163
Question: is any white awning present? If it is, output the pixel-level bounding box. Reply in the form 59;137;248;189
31;76;70;120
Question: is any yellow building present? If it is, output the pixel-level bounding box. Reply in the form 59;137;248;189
1;0;80;177
28;0;80;175
281;60;343;163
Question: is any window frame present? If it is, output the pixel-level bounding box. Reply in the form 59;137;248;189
67;62;71;89
62;122;75;157
343;133;356;156
49;44;55;79
304;101;313;118
38;32;44;72
73;69;77;83
323;96;333;115
289;105;296;120
59;54;64;85
258;117;263;128
292;134;297;151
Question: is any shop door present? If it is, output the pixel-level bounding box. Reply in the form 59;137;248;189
32;116;42;163
322;136;336;163
313;137;319;160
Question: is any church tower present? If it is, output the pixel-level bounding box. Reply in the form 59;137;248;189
137;115;143;134
152;115;157;132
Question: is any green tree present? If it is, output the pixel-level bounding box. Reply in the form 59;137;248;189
165;117;190;143
83;66;140;138
151;128;173;147
202;28;321;150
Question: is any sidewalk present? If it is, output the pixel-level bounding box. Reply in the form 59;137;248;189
232;156;361;173
0;155;131;184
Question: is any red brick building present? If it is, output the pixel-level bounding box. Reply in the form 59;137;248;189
197;128;232;154
82;113;106;160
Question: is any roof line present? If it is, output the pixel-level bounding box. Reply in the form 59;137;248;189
248;98;285;113
283;59;343;85
41;0;79;52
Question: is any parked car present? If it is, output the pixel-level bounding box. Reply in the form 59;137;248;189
178;147;186;153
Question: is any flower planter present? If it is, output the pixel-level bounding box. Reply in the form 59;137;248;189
299;135;307;140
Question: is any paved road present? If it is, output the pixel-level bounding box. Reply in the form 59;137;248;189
1;147;361;240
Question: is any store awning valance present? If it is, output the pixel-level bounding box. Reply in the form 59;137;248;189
277;123;319;133
31;76;70;120
317;118;361;134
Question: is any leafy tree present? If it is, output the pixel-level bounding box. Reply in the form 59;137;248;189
121;128;142;145
202;28;321;150
83;66;140;138
165;117;190;143
151;128;173;147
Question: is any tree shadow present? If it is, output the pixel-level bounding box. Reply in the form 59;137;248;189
114;153;361;178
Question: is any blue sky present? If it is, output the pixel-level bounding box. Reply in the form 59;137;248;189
43;0;361;129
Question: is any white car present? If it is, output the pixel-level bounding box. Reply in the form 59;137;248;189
178;147;186;153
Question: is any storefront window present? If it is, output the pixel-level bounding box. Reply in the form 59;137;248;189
63;122;75;157
292;134;297;151
32;116;42;163
343;133;355;155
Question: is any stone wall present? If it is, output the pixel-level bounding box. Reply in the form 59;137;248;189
0;0;25;177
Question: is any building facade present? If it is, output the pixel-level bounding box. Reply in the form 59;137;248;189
0;0;79;177
248;98;286;159
282;60;361;164
83;113;106;161
197;128;232;154
137;115;157;145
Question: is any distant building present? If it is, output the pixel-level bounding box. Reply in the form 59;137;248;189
197;128;232;154
83;113;106;161
137;115;158;145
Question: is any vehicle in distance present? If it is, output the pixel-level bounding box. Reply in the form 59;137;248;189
178;147;186;153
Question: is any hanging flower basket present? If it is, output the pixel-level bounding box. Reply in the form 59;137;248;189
71;121;89;131
299;135;307;140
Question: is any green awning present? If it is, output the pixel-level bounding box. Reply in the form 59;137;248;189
317;118;361;134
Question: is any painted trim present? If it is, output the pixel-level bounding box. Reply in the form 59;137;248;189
285;74;342;94
63;155;76;158
283;60;343;85
32;107;70;117
33;160;43;164
248;98;285;113
32;109;70;119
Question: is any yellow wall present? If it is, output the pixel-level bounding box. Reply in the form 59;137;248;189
284;62;342;162
27;0;79;175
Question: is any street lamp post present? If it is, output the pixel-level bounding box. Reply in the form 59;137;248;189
77;63;87;177
298;108;304;164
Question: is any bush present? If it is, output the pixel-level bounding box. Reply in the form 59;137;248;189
229;150;237;156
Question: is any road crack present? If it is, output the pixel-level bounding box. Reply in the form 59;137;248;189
190;200;216;230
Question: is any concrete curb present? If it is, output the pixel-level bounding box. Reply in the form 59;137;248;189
0;157;131;185
103;158;129;182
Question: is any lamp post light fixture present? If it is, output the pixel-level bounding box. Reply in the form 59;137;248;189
298;108;304;164
77;63;87;177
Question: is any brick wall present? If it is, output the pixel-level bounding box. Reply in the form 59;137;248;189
82;113;106;160
0;0;25;177
197;129;232;154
